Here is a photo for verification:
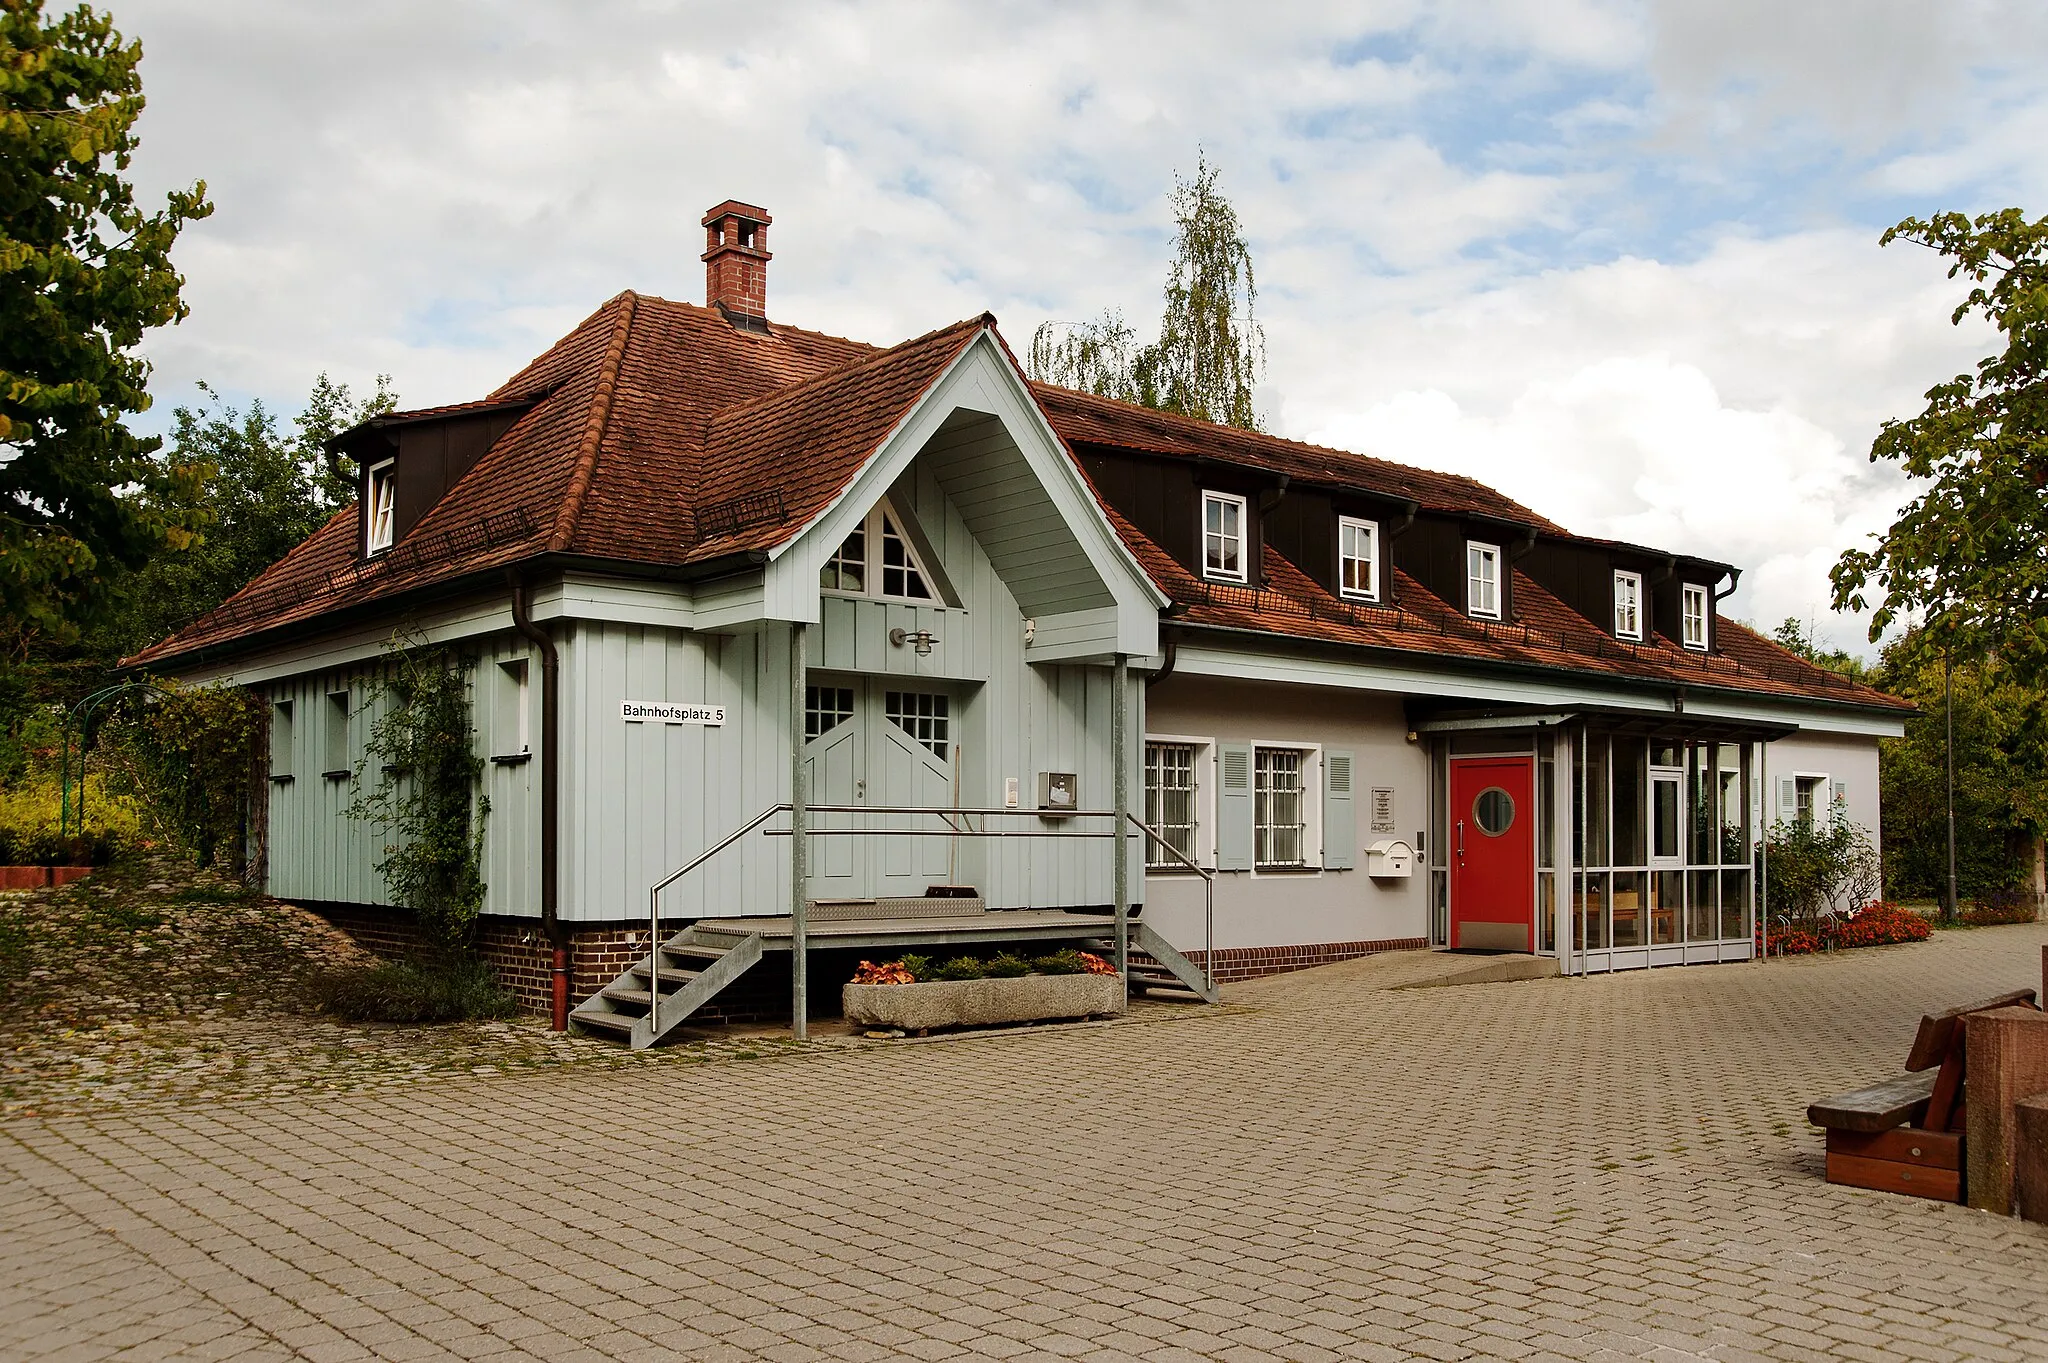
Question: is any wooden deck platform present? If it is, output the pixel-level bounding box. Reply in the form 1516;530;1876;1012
688;909;1123;953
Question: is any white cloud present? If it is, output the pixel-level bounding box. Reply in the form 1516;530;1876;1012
102;0;2047;659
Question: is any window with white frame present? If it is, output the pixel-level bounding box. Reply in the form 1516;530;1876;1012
1795;773;1825;826
884;690;949;759
1338;516;1380;601
1466;541;1501;619
1613;570;1642;640
366;460;397;554
1144;741;1200;868
1681;583;1709;650
1254;747;1308;867
1202;490;1248;583
820;500;935;602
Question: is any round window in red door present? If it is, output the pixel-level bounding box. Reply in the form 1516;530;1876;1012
1473;787;1515;836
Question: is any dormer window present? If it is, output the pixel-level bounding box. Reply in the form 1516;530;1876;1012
1338;516;1380;602
821;500;935;603
366;459;397;555
1466;541;1501;619
1613;570;1642;641
1681;583;1710;650
1202;491;1248;583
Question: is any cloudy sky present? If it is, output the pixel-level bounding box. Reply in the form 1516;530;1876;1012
113;0;2048;653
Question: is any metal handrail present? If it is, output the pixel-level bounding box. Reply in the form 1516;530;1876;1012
1124;812;1216;993
639;800;1216;1033
647;802;790;1036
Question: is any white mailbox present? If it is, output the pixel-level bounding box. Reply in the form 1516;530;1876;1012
1365;838;1415;879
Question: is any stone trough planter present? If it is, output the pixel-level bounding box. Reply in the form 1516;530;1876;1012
844;972;1125;1030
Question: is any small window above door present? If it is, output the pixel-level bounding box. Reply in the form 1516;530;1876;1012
821;499;938;603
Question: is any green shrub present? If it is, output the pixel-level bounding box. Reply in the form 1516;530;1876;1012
1962;889;2039;926
929;955;988;981
983;952;1031;978
1031;949;1087;975
315;956;515;1024
897;953;933;981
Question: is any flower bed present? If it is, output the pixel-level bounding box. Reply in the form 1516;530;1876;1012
1758;901;1932;956
844;950;1123;1030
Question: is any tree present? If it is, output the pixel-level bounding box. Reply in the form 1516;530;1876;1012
1831;209;2048;681
0;0;213;640
1031;153;1266;430
1770;617;1874;683
91;373;395;659
1873;636;2048;901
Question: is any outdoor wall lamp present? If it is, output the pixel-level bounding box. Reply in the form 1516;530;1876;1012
889;627;937;656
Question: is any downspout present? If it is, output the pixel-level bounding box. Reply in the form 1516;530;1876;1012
1505;526;1539;619
507;570;568;1030
1713;568;1742;654
1145;641;1178;690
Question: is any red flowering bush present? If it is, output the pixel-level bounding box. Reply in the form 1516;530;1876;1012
1758;902;1931;956
1076;951;1118;976
851;959;915;986
1834;902;1932;948
1759;927;1821;956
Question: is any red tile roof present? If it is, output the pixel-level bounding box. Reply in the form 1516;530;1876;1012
125;295;1904;715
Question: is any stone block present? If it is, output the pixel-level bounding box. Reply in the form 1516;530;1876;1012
843;973;1124;1030
2018;1093;2048;1224
1963;1006;2048;1213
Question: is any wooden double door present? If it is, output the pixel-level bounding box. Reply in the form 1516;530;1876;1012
802;676;957;900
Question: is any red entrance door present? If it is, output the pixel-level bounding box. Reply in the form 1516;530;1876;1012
1449;756;1535;951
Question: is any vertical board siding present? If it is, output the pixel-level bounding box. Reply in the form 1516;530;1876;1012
260;638;538;916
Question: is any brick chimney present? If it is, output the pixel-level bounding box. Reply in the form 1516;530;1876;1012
701;200;772;322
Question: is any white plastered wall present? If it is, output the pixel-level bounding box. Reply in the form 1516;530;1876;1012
1142;674;1429;954
1763;730;1883;856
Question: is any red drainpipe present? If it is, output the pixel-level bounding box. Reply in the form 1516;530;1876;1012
507;571;569;1030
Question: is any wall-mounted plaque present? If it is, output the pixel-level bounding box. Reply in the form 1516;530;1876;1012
1370;787;1396;834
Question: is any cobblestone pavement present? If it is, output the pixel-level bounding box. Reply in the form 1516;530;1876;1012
0;865;842;1118
4;924;2047;1363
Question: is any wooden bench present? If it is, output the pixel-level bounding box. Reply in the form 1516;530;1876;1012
1807;987;2038;1202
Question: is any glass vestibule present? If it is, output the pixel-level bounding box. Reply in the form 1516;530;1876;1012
1571;731;1753;969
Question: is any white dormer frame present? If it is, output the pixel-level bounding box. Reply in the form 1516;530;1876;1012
1202;490;1249;584
1338;515;1380;602
1681;583;1710;651
819;496;944;605
366;459;397;555
1466;540;1501;620
1613;569;1643;641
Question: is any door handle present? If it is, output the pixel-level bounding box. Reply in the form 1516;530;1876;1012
856;778;866;801
1455;819;1466;862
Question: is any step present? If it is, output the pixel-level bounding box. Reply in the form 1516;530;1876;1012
572;1010;637;1038
629;964;706;987
662;943;730;963
601;986;663;1009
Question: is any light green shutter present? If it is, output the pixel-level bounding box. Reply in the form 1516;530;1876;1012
1777;777;1796;825
1217;742;1253;872
1323;750;1356;870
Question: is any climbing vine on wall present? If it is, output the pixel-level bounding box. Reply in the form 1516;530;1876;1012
349;640;489;956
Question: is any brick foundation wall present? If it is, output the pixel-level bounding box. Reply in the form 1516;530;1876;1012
304;903;837;1026
1180;937;1428;984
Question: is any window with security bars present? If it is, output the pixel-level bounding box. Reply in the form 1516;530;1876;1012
804;686;854;740
885;691;948;758
1255;748;1306;866
1144;742;1198;867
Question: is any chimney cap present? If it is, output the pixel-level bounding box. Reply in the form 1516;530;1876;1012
701;200;772;228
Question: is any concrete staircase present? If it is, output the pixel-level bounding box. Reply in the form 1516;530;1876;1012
569;927;765;1050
